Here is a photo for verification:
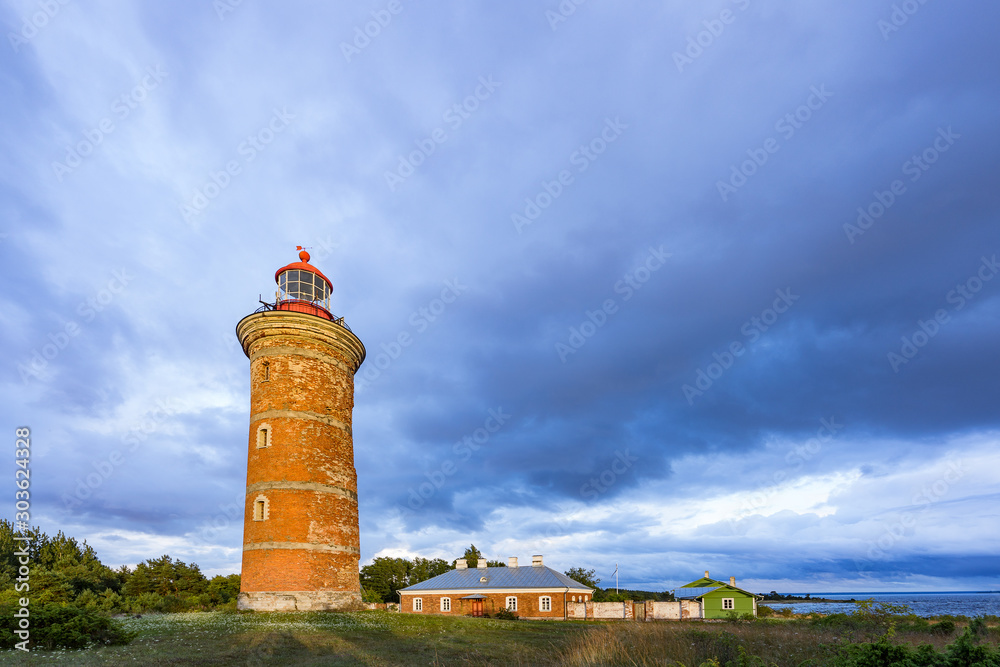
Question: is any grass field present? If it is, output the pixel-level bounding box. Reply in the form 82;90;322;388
0;611;996;666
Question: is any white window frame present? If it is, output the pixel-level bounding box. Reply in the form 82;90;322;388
539;596;551;612
722;598;735;610
506;596;517;611
253;495;269;521
256;423;272;449
440;597;451;612
413;597;422;612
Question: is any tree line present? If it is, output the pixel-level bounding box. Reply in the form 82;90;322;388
0;521;240;649
0;525;676;649
360;549;673;604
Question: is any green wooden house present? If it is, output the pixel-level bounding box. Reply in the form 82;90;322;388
674;571;760;619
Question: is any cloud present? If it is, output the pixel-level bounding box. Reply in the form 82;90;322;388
3;0;999;592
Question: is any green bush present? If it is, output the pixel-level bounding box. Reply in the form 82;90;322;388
930;619;955;635
724;611;755;623
832;626;1000;667
897;616;930;632
969;616;989;637
0;602;135;650
493;607;519;621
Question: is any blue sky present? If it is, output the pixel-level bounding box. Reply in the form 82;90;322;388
3;0;998;593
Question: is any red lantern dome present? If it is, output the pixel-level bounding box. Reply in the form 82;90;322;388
273;247;333;320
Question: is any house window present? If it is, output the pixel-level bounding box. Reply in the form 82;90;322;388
262;361;270;382
413;598;422;612
722;598;735;610
440;597;451;612
253;495;269;521
539;596;551;612
506;596;517;611
256;424;271;449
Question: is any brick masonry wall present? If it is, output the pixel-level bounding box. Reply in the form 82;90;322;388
242;549;359;592
567;600;704;621
585;601;634;619
237;311;365;606
400;592;570;619
646;600;702;620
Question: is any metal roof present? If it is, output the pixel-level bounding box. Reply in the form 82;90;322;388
674;586;721;599
399;566;593;592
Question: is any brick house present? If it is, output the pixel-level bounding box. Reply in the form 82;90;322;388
398;555;593;620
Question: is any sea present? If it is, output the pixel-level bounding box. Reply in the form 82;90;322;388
762;592;1000;618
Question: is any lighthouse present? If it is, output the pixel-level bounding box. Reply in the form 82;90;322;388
235;249;366;611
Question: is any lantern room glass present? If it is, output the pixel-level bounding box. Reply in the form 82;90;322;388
278;269;330;312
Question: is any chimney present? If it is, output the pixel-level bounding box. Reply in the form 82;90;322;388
508;557;518;568
477;559;488;569
704;570;709;578
730;576;736;586
532;555;543;567
456;559;467;569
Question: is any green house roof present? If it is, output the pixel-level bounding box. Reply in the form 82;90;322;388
677;576;760;599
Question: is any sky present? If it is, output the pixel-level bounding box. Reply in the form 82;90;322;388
2;0;998;594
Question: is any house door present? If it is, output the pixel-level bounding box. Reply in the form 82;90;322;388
471;599;483;617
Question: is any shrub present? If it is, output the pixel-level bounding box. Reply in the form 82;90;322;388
969;616;989;637
832;625;1000;667
0;603;135;650
98;589;123;613
74;588;100;610
896;615;929;633
930;619;955;635
493;607;519;621
724;611;755;624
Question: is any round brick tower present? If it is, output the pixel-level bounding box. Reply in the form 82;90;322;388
235;248;366;611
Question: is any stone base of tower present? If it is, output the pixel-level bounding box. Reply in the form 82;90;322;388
238;590;364;612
